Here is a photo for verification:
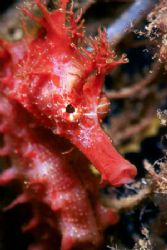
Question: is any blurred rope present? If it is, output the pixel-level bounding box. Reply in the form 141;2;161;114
107;0;157;46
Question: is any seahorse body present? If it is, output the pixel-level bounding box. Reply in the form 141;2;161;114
0;1;136;249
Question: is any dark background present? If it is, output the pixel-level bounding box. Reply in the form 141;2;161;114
0;0;17;14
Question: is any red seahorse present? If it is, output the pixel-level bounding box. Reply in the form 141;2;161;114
0;0;137;249
0;0;136;186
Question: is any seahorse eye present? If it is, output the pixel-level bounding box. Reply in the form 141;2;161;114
66;104;75;114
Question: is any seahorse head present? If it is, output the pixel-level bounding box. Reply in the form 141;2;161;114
0;0;136;186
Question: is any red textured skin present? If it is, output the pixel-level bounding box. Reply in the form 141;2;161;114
0;95;118;249
0;1;137;249
0;0;136;186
